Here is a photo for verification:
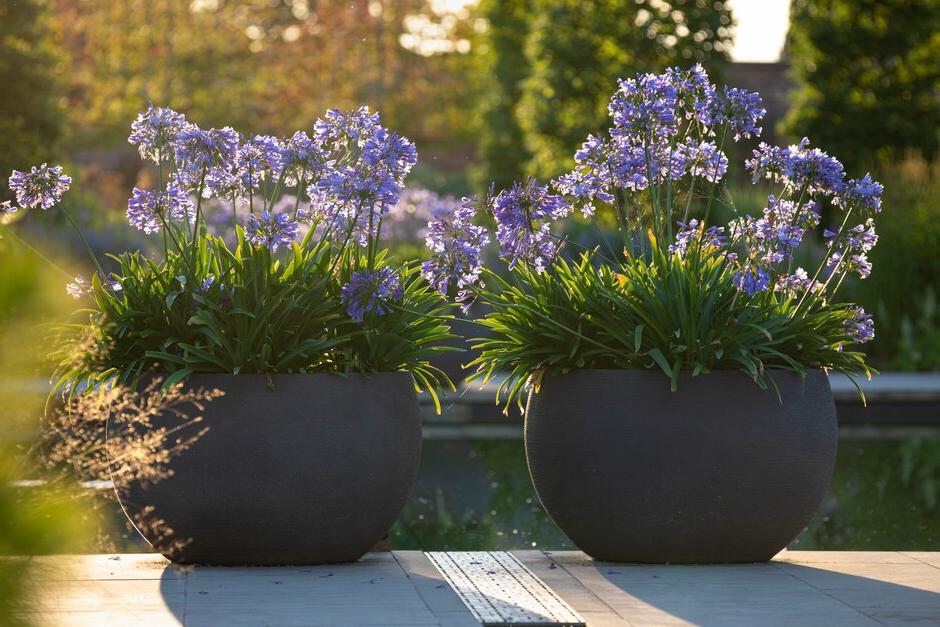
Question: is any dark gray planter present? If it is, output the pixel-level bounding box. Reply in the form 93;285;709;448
525;369;837;563
108;372;421;566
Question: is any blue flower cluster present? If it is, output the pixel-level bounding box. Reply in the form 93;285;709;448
555;65;763;215
668;219;726;257
8;164;72;210
127;184;194;234
845;307;875;344
128;104;188;163
825;218;878;280
173;125;240;193
245;211;299;253
727;196;821;295
340;267;403;322
421;196;490;309
491;179;571;272
746;138;845;196
307;108;417;245
125;104;416;253
466;65;883;349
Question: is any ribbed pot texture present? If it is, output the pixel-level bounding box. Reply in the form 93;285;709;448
108;372;421;566
525;369;837;563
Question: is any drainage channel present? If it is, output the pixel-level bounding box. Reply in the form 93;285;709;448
426;551;585;626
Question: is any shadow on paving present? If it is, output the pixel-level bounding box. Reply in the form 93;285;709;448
581;560;940;625
157;552;471;626
152;552;940;625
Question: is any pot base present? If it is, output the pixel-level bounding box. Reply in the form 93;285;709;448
525;370;837;564
109;373;421;566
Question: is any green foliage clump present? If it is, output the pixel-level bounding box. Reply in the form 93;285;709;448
470;248;870;409
784;0;940;168
55;229;456;410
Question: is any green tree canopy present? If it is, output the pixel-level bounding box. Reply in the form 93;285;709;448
473;0;531;190
784;0;940;168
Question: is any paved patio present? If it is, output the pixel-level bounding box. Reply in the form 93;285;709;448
17;550;940;626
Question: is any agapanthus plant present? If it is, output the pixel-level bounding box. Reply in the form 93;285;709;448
424;65;882;408
5;104;456;410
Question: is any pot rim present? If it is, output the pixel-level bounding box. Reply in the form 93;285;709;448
141;370;413;381
538;367;828;377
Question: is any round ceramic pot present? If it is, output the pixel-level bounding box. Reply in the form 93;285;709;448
524;369;837;563
108;372;421;566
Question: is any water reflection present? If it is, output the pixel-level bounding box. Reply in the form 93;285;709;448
392;438;940;551
91;436;939;553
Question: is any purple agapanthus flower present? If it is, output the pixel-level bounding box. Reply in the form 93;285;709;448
703;86;765;140
608;73;679;140
174;125;239;193
306;108;417;245
847;219;878;253
827;251;873;280
340;267;403;322
746;138;845;196
198;276;216;293
245;211;299;252
492;178;571;272
643;140;690;182
361;127;417;173
851;253;872;279
280;131;326;184
422;196;490;308
314;106;380;147
9;164;71;209
834;174;884;213
128;104;188;162
553;135;616;211
66;275;91;299
309;164;393;242
729;195;819;268
824;217;877;280
774;267;823;297
666;64;713;120
235;135;283;194
126;183;194;234
554;134;644;212
678;140;728;183
733;267;771;296
669;219;726;256
845;307;874;343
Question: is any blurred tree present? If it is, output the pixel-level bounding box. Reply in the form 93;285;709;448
53;0;477;160
846;157;940;371
784;0;940;168
515;0;733;181
473;0;531;190
0;0;66;200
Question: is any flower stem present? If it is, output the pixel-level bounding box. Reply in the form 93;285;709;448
0;222;73;279
61;207;106;279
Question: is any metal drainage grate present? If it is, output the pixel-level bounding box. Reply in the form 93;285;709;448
425;551;585;626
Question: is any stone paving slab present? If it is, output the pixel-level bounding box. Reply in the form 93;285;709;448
11;550;940;626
